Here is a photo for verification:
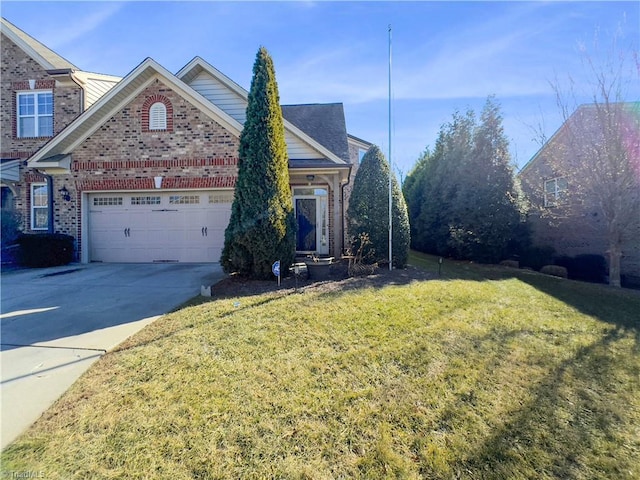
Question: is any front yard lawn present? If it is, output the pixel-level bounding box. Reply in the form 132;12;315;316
3;252;639;479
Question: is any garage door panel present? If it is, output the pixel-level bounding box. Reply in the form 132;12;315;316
89;191;231;263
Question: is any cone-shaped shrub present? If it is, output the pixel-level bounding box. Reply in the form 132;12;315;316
221;47;296;279
347;145;410;268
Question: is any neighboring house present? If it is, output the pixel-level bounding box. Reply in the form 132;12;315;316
519;102;640;283
0;17;120;217
1;18;365;264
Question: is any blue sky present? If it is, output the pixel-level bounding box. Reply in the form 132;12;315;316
2;1;638;177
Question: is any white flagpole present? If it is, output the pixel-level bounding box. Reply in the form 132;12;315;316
388;24;393;271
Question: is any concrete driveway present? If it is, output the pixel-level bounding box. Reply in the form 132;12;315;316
0;263;224;450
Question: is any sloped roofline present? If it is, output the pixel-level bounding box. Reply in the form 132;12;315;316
519;102;640;176
73;70;122;84
177;56;347;165
1;17;78;70
28;57;244;166
347;133;373;149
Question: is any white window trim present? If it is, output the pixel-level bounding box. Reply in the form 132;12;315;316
544;177;568;207
149;102;167;130
31;182;49;230
17;90;53;138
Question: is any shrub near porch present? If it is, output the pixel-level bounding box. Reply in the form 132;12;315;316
2;253;639;479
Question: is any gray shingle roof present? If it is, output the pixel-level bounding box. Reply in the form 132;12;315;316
281;103;350;163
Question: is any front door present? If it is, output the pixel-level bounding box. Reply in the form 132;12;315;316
293;188;329;255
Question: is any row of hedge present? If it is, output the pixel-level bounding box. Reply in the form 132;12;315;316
12;233;75;267
513;246;608;284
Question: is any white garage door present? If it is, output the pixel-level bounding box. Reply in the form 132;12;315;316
88;191;233;263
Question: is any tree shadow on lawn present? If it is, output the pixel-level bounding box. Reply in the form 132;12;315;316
106;261;638;477
392;323;636;478
455;326;638;479
411;254;639;340
519;272;639;345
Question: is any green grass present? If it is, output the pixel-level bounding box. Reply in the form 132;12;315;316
3;251;639;479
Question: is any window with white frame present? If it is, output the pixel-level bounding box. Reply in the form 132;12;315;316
544;177;568;207
31;183;48;230
169;195;200;205
17;91;53;138
149;102;167;130
131;196;161;205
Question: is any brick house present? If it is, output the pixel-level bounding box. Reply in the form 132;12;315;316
1;18;366;264
1;17;120;234
519;102;640;284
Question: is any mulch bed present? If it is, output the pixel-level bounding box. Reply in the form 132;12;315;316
208;260;438;299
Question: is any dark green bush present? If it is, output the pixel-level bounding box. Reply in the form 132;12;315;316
519;245;556;271
541;265;568;278
554;255;574;272
1;209;22;248
347;145;410;268
621;274;640;290
17;233;74;267
553;254;607;284
569;254;607;284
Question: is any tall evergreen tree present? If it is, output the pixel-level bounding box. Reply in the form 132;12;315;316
402;148;431;251
417;110;475;256
405;100;528;262
448;98;526;262
347;145;410;268
221;47;296;279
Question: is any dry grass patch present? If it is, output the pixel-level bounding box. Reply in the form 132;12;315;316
3;253;639;479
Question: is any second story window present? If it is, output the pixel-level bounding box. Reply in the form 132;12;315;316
544;177;568;207
149;102;167;130
17;91;53;138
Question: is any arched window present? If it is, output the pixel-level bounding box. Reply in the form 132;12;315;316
149;102;167;130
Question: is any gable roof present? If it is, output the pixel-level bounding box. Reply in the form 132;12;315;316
282;104;350;163
178;57;347;165
27;57;244;168
347;133;373;150
519;102;640;176
2;17;122;109
1;17;78;70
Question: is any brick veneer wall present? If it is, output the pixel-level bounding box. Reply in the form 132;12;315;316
520;149;640;279
1;33;83;233
50;79;240;258
342;142;361;244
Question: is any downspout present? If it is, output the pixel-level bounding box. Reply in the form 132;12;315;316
45;174;54;233
68;71;85;113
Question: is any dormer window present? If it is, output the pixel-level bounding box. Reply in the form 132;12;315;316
149;102;167;130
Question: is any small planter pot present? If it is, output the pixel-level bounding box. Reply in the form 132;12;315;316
305;257;334;280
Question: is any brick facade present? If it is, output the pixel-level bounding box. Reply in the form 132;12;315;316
44;79;241;259
1;34;83;153
1;33;83;235
520;126;640;281
3;27;354;262
343;141;363;244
